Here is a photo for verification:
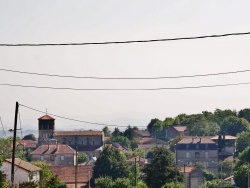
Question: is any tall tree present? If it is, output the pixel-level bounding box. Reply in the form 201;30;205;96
238;108;250;123
147;118;163;136
187;121;220;136
102;126;111;137
92;146;129;186
237;131;250;154
220;116;250;136
143;146;182;188
233;146;250;188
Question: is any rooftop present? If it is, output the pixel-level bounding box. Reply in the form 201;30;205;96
31;144;76;155
54;131;103;136
38;114;55;120
4;158;41;172
178;137;215;144
172;126;187;132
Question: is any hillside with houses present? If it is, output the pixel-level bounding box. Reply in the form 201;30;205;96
1;108;250;187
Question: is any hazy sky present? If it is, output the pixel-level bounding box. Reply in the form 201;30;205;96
1;0;250;133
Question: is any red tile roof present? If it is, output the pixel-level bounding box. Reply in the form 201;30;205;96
49;165;93;184
139;137;167;145
210;135;237;140
4;158;41;172
31;144;76;155
134;130;150;137
54;131;103;136
173;126;187;132
38;114;55;120
180;166;194;173
127;156;147;163
17;140;37;148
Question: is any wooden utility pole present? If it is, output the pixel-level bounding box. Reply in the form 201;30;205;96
11;102;19;186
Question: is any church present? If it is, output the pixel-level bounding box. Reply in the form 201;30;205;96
37;114;104;157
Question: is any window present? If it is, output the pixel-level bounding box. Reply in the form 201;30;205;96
60;155;65;160
186;152;190;158
195;152;200;158
40;155;44;161
50;155;55;161
205;152;209;159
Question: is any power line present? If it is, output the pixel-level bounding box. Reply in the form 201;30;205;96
1;31;250;47
1;68;250;80
0;116;7;137
1;82;250;91
19;104;147;127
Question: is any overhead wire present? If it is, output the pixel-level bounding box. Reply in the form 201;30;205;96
0;116;7;137
0;68;250;80
0;31;250;47
1;82;250;91
19;103;147;127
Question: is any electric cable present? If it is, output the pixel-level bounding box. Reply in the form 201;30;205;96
0;31;250;46
19;104;147;128
1;82;250;91
0;68;249;80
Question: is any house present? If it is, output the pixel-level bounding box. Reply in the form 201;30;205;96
1;158;41;187
31;143;76;166
210;135;236;161
180;166;204;188
134;130;150;138
176;137;218;173
138;137;168;152
49;165;93;188
17;140;38;151
166;126;187;139
37;114;104;158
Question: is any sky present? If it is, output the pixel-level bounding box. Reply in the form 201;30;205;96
1;0;250;133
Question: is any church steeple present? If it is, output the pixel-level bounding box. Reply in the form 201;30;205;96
38;114;55;144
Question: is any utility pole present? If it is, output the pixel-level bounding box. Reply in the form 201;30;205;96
134;157;137;187
75;146;78;188
11;102;19;186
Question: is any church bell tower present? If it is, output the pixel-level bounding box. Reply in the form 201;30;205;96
38;114;55;144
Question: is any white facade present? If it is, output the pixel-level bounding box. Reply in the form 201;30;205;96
1;159;40;187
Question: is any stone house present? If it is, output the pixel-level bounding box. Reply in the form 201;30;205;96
37;114;104;158
1;158;41;187
180;166;204;188
31;143;76;166
165;126;187;139
49;165;93;188
176;137;218;173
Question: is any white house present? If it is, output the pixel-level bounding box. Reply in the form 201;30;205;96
1;158;41;187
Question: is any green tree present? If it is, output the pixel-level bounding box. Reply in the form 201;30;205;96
187;121;220;136
200;179;233;188
102;126;111;137
95;176;114;188
77;152;88;164
236;131;250;153
32;161;66;188
128;161;141;186
124;125;135;140
233;146;250;188
147;118;163;137
238;108;250;123
23;134;37;141
107;135;131;148
161;181;185;188
143;146;183;188
220;116;250;136
112;178;131;188
92;146;129;186
112;127;121;137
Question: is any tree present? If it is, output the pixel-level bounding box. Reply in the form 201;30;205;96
233;146;250;188
124;125;135;140
238;108;250;123
32;161;66;188
23;134;36;141
147;118;163;137
161;182;185;188
95;177;132;188
237;131;250;153
107;135;131;148
187;121;220;136
112;127;121;137
200;179;234;188
220;116;250;136
77;152;88;164
92;146;129;186
143;146;183;188
103;126;111;137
